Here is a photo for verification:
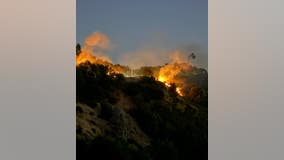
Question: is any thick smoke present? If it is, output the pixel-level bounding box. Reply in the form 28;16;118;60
76;32;112;65
118;48;168;69
118;42;205;69
84;32;110;49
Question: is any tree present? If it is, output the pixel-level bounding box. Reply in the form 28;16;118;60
76;43;82;55
188;52;196;63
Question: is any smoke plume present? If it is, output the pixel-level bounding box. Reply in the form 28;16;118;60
76;32;112;65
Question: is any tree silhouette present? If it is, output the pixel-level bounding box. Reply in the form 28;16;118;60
76;43;82;55
188;52;196;63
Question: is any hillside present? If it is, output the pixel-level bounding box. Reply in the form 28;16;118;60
76;62;208;160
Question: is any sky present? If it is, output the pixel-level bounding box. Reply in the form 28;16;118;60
77;0;207;68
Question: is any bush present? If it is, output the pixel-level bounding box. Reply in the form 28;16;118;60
100;101;113;120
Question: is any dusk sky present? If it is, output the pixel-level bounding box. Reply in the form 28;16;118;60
77;0;208;68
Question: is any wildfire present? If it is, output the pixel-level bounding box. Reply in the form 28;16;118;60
176;87;183;96
156;53;193;97
164;82;171;87
158;75;184;96
76;31;112;66
76;32;190;97
158;75;166;83
76;52;96;66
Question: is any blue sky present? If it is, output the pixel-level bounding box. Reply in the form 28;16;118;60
77;0;207;68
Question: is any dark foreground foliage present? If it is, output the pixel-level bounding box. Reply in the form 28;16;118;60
77;62;207;160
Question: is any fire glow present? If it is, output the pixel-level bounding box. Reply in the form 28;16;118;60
158;76;184;97
76;52;185;96
76;32;112;66
76;32;189;97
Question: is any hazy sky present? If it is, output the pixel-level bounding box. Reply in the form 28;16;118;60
77;0;207;68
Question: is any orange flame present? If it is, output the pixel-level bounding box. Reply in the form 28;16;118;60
156;51;193;97
158;75;184;96
76;52;96;66
77;32;191;97
176;87;183;96
76;32;112;66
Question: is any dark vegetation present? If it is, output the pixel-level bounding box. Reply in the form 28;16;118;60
77;62;208;160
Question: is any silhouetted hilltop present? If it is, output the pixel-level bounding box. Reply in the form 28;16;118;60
77;62;207;160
